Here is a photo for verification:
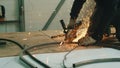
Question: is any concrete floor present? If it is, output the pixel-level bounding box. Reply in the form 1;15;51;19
0;30;102;57
0;30;64;57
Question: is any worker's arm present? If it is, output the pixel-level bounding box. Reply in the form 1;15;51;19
67;0;86;28
70;0;86;19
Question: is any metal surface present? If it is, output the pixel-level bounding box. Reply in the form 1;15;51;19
0;48;120;68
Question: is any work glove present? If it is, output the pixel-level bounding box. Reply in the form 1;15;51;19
65;18;82;43
67;18;76;29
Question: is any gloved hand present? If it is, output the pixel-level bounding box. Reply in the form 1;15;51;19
65;19;82;43
65;29;77;43
67;18;76;29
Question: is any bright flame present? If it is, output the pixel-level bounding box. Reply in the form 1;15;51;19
58;17;90;49
73;18;90;42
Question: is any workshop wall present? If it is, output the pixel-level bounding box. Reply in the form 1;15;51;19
0;0;73;32
0;0;19;33
24;0;73;31
24;0;95;31
0;0;18;20
0;0;95;32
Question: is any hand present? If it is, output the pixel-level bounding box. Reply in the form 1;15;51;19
65;29;77;43
67;18;76;29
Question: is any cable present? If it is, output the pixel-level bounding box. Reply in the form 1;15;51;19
19;40;80;68
19;42;60;68
20;56;37;68
0;38;24;49
62;45;79;68
73;58;120;68
0;38;36;68
72;43;120;68
0;38;56;68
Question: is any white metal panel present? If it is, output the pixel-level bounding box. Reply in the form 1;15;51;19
0;48;120;68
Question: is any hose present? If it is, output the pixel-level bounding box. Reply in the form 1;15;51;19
0;38;36;68
72;43;120;68
19;42;60;68
0;38;24;49
0;38;57;68
73;58;120;68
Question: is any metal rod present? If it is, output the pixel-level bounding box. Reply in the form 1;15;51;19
60;19;66;30
42;0;66;30
18;0;25;32
73;58;120;68
19;42;60;68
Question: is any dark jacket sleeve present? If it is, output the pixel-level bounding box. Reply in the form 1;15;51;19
70;0;86;19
